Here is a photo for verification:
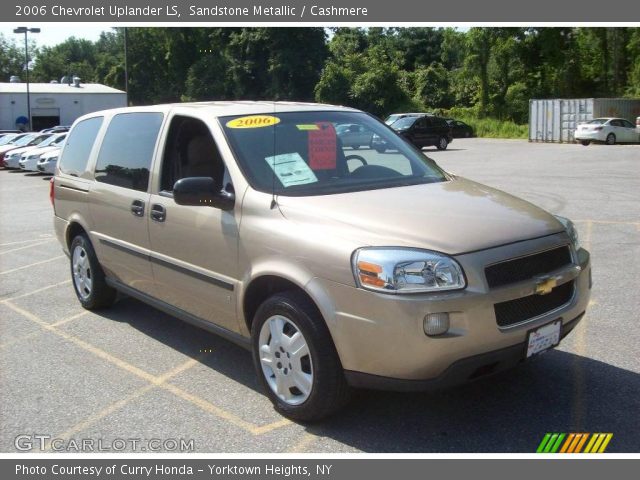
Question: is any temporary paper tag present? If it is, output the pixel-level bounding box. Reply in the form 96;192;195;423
308;122;337;170
265;153;318;187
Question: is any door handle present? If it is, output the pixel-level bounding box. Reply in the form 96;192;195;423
150;204;166;222
131;200;145;217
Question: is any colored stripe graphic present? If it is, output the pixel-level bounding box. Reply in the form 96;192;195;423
550;433;566;453
574;434;589;453
584;434;598;453
537;433;552;453
538;433;613;453
560;433;575;453
598;434;613;453
544;433;560;453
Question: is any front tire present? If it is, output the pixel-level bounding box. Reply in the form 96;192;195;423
251;291;351;422
606;133;616;145
70;234;116;310
437;136;449;150
580;140;591;146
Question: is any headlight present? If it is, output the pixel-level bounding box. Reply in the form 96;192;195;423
46;156;58;163
554;215;581;251
352;247;466;294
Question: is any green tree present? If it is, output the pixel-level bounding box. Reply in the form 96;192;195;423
0;34;29;82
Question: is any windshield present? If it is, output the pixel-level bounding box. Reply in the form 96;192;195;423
391;116;418;129
385;114;403;125
587;119;608;125
221;111;447;196
0;135;18;146
38;135;63;147
13;134;36;146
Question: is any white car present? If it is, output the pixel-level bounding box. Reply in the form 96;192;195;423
19;134;67;171
2;133;53;168
575;117;639;146
36;148;60;175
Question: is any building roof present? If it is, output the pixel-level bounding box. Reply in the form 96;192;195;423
0;83;125;94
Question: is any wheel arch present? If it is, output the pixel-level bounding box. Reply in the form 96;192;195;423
240;265;336;339
65;216;91;249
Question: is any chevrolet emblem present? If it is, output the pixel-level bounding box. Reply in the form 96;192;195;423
535;277;557;295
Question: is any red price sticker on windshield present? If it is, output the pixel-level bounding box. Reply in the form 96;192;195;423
308;122;336;170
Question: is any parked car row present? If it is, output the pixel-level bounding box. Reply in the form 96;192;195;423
0;129;66;174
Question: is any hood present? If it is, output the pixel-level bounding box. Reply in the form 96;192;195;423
0;145;21;154
4;146;33;157
23;146;57;158
277;177;564;255
40;148;61;160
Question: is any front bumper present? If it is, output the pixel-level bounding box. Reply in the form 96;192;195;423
345;312;584;391
312;232;591;383
4;156;22;168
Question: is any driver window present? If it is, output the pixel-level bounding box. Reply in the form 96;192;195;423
160;116;232;194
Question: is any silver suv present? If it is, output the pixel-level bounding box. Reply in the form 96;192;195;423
53;102;591;421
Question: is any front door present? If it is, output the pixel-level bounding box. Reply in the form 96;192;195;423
147;114;239;332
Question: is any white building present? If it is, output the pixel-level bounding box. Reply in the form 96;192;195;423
0;82;126;131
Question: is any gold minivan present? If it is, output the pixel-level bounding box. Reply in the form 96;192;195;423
53;102;591;421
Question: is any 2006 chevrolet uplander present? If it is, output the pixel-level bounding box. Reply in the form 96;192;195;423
53;102;591;421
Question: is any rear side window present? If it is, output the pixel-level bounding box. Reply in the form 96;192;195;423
94;112;163;192
58;117;103;176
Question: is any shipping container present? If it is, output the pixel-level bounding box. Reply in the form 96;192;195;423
529;98;640;143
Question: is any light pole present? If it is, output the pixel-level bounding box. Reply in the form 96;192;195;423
13;27;40;131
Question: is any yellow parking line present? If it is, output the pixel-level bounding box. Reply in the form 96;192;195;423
574;219;640;226
50;311;89;327
572;220;592;430
0;280;72;304
160;382;258;433
3;300;289;436
46;358;201;450
0;306;87;349
0;238;47;247
287;432;318;453
4;300;157;384
0;239;54;255
0;255;65;275
252;418;292;435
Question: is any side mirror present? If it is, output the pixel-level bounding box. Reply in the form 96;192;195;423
173;177;235;211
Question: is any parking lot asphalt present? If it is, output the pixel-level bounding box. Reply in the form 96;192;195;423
1;138;638;453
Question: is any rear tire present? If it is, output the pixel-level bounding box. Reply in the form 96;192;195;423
251;291;351;422
580;140;591;146
436;136;449;150
606;133;616;145
70;234;116;310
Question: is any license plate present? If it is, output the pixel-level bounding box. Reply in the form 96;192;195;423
526;320;561;358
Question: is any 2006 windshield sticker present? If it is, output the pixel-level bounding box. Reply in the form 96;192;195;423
226;115;280;128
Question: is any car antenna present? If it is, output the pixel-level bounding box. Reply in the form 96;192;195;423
270;100;277;209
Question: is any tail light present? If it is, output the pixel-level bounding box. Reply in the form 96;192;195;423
49;177;55;207
636;117;640;127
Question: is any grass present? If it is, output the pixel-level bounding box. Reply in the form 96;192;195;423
456;116;528;139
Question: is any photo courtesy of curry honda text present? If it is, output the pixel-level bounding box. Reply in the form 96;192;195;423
52;102;591;421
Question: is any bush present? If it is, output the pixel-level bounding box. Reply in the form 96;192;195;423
438;107;528;139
